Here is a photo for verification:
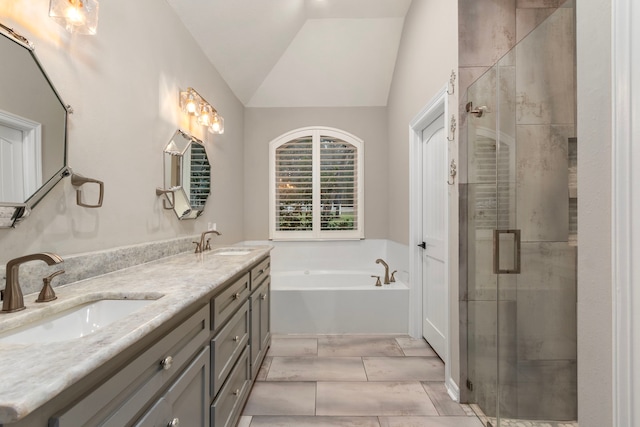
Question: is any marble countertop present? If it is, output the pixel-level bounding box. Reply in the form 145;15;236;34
0;245;272;424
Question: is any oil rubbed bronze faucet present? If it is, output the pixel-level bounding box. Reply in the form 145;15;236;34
2;253;64;313
375;258;391;284
194;230;222;253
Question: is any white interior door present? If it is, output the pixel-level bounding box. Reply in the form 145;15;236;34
0;124;26;202
421;114;447;360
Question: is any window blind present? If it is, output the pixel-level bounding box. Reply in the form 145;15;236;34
274;136;313;231
320;136;357;231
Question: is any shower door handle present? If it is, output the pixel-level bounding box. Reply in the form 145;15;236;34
493;229;521;274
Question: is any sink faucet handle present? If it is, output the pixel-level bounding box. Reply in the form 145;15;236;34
36;269;64;303
390;270;397;282
193;241;202;253
371;275;382;287
205;238;211;251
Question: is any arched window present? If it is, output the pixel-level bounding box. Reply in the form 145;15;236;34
269;127;364;240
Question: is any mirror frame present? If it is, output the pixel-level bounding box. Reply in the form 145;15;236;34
0;25;70;228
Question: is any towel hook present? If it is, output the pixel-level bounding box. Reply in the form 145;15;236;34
447;70;456;95
447;115;457;142
447;159;457;186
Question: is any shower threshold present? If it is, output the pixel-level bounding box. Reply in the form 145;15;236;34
470;404;578;427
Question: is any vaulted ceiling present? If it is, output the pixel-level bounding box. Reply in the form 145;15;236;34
165;0;412;107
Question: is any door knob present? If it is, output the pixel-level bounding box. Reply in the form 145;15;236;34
418;242;426;249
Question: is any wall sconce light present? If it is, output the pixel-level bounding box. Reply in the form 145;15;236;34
49;0;99;35
179;87;224;135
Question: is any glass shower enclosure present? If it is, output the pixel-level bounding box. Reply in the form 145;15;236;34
464;2;577;426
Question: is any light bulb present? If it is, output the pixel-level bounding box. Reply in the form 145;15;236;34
197;104;213;126
49;0;99;35
186;98;197;114
65;2;85;25
181;91;198;115
209;114;224;134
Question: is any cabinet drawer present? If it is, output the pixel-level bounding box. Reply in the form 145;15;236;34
211;347;251;427
250;256;270;291
212;273;250;331
134;346;210;427
211;301;249;397
50;305;210;427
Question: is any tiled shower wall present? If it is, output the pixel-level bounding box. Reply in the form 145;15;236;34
458;0;577;421
459;0;568;105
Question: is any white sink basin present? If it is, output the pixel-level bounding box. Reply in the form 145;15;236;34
0;299;155;344
211;248;252;256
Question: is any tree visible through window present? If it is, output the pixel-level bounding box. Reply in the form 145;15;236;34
269;127;364;240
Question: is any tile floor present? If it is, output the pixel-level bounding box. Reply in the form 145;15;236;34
239;335;484;427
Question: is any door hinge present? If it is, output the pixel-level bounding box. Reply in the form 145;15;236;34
466;379;474;391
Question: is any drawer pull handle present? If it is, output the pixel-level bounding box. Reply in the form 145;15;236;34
167;418;180;427
233;389;240;396
233;335;240;342
233;292;241;300
160;356;173;370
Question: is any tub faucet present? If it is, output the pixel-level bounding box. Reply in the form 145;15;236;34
2;252;64;313
195;230;221;253
375;258;391;284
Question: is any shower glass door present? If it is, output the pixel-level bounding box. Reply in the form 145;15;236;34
465;3;577;426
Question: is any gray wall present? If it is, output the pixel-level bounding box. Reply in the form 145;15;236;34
576;0;613;425
243;107;388;240
387;0;459;245
386;0;460;387
0;0;246;263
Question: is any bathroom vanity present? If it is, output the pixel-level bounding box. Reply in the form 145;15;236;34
0;246;271;427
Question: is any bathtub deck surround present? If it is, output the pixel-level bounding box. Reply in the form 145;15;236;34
258;240;410;335
241;335;483;427
271;271;409;334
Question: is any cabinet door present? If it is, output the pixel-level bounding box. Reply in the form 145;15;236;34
259;279;271;353
250;288;261;376
135;346;210;427
250;279;271;378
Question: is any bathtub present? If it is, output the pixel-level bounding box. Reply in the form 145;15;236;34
270;269;409;334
